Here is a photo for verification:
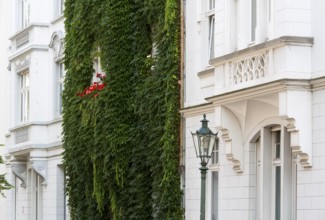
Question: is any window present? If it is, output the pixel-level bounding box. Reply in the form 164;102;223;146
20;0;30;29
19;70;29;122
57;62;65;116
251;0;257;42
254;126;296;220
57;165;68;220
211;138;219;165
250;0;268;44
32;172;43;220
208;0;215;59
56;0;65;17
210;139;218;220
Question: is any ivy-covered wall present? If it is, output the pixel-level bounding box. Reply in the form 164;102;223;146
62;0;182;219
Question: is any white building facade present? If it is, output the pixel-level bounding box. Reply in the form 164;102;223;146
3;0;68;219
183;0;325;220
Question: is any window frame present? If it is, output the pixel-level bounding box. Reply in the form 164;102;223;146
56;62;65;117
19;70;30;123
207;0;215;60
19;0;30;30
209;138;219;220
254;125;296;220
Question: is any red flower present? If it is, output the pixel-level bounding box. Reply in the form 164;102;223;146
97;83;105;90
77;72;107;98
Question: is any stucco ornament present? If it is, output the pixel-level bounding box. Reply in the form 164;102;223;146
31;160;48;185
14;54;31;72
11;162;27;188
49;31;64;61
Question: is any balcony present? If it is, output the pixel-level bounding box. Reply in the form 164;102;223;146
198;36;314;97
6;118;63;155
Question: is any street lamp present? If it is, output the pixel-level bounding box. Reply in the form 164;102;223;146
191;114;218;220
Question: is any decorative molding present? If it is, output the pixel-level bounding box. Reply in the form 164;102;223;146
9;23;49;40
11;163;27;188
210;36;313;67
206;79;310;106
197;67;214;77
9;45;48;62
14;54;31;72
49;31;64;61
311;76;325;91
220;128;243;173
15;126;29;144
16;32;29;49
285;118;312;168
228;51;268;86
180;103;214;118
31;160;47;185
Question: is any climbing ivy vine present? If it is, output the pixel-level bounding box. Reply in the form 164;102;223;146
62;0;182;219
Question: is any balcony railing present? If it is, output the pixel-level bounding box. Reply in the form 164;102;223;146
198;36;314;96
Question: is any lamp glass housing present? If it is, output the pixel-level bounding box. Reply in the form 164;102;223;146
191;114;217;164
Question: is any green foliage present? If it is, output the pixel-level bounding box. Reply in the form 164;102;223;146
0;156;13;197
63;0;182;219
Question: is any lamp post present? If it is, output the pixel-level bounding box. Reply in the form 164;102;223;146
191;114;218;220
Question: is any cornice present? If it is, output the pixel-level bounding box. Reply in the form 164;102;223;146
180;102;213;117
9;118;63;132
9;44;49;62
311;76;325;91
197;66;214;77
206;79;311;106
209;36;314;67
8;141;63;155
9;23;49;40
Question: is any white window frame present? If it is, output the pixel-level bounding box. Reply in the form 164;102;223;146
31;171;43;220
19;70;30;122
207;0;215;60
209;138;219;220
250;0;257;43
59;0;65;15
254;125;296;220
250;0;269;44
55;0;65;17
19;0;30;30
56;62;65;117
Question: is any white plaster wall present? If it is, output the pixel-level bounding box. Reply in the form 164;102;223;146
273;0;312;38
184;0;211;107
311;0;325;78
295;89;325;220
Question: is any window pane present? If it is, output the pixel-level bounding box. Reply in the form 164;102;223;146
209;0;215;10
20;72;29;122
275;166;281;220
25;72;29;87
251;0;257;42
275;130;281;159
211;139;218;164
209;15;215;59
22;0;30;28
212;172;218;220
